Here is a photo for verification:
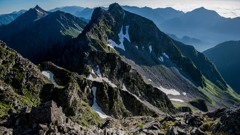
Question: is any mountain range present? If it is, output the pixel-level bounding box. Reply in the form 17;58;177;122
44;3;239;112
204;41;240;94
0;10;26;26
47;5;240;51
0;5;87;63
0;3;240;135
2;5;239;52
159;7;240;50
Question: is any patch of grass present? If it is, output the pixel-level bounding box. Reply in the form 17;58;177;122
55;85;65;89
61;28;81;37
171;101;197;113
22;91;41;107
160;120;177;134
204;78;240;104
157;66;171;80
200;121;218;131
15;70;24;81
137;123;144;129
0;102;13;120
71;100;103;127
226;86;240;102
204;78;221;97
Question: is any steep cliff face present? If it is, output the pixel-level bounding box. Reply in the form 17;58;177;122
41;58;175;119
0;40;175;126
0;41;102;126
0;41;48;120
46;3;239;111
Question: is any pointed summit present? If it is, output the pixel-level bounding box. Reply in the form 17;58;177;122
109;3;123;11
32;5;46;13
34;5;41;9
190;7;220;17
108;3;125;21
91;7;108;20
26;5;48;21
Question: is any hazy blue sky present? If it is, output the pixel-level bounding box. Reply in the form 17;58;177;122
1;0;240;18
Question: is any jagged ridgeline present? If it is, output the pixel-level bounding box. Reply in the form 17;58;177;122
46;3;240;112
0;40;174;125
0;3;240;135
0;41;104;125
0;5;87;63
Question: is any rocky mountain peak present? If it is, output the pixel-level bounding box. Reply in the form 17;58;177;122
109;3;123;11
34;5;43;10
27;5;48;20
189;6;220;17
91;7;108;20
108;3;125;19
31;5;46;13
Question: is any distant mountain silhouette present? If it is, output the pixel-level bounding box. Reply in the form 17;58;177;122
169;34;211;51
204;41;240;93
159;7;240;49
123;6;184;24
0;10;26;25
2;5;239;51
0;5;87;63
50;6;84;15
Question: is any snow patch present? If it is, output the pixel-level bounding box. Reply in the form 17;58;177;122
148;79;152;82
87;74;94;80
170;99;184;102
125;26;130;42
135;46;138;49
118;26;127;51
42;71;58;85
87;66;117;88
36;9;44;15
96;65;101;77
91;69;95;74
102;78;117;88
158;56;164;62
157;86;181;96
108;25;131;51
149;45;152;53
108;39;125;51
122;84;128;91
162;53;169;59
122;84;141;101
107;41;114;48
91;87;109;119
183;92;187;96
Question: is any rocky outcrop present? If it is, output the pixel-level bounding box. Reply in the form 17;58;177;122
41;61;171;119
1;101;124;135
0;42;102;126
0;41;50;120
88;51;176;114
0;41;175;127
213;106;240;134
1;90;240;135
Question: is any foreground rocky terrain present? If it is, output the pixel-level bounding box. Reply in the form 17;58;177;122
0;100;239;135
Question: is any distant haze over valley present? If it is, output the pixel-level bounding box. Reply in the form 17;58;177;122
0;0;240;18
